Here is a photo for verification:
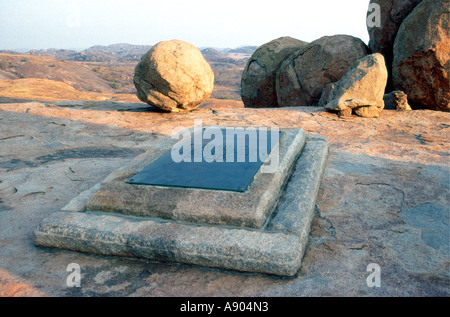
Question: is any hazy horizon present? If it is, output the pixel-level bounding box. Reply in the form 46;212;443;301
0;0;371;51
0;43;272;54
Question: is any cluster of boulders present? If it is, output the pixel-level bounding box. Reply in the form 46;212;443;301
240;37;309;108
241;35;389;117
241;0;449;116
367;0;449;112
388;0;449;112
133;0;448;116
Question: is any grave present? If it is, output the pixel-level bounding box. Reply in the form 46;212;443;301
33;126;328;277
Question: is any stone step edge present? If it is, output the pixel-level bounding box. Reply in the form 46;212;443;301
33;136;329;277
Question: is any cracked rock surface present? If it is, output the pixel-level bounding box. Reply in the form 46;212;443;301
0;99;448;296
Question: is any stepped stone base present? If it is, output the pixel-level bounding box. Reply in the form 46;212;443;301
33;128;328;277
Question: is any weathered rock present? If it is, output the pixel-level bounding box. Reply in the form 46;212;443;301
325;53;388;118
317;83;336;108
133;40;214;112
241;37;308;108
384;90;412;111
367;0;424;90
276;35;369;107
392;0;450;111
0;100;449;296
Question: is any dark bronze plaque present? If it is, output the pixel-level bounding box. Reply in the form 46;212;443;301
127;128;283;192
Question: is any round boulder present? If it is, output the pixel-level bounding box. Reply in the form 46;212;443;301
276;35;369;107
134;40;214;112
241;37;308;108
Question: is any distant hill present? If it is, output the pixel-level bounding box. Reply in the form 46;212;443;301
201;48;228;60
0;50;22;55
223;46;258;54
201;48;247;66
0;53;115;93
26;49;80;60
200;47;253;101
84;43;152;57
0;43;257;101
13;44;257;65
18;44;152;64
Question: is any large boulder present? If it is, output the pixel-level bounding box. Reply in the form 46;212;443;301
133;40;214;112
392;0;450;111
325;53;388;118
241;37;308;108
276;35;369;107
367;0;424;90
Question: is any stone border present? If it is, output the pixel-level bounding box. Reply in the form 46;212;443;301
69;128;306;229
33;134;329;277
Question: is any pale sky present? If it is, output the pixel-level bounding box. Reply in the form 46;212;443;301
0;0;371;50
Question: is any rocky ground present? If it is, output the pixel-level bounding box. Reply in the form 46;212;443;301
0;98;448;297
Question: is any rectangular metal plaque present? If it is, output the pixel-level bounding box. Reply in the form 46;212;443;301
127;128;283;192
